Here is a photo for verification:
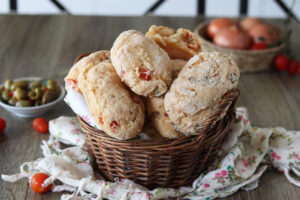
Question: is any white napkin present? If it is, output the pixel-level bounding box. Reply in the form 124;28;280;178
64;88;102;130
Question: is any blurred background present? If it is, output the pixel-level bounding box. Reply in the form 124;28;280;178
1;0;299;19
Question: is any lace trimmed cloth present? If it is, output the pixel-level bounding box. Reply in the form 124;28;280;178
2;107;300;200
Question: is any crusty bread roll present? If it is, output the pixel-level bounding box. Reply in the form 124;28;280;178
146;25;201;60
78;60;145;140
164;52;240;135
111;30;172;97
65;50;110;93
146;96;184;138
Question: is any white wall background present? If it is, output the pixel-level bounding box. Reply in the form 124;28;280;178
0;0;299;19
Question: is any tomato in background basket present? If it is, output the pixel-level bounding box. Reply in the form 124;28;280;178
250;42;267;50
30;173;52;193
33;117;48;133
0;118;6;134
274;54;289;71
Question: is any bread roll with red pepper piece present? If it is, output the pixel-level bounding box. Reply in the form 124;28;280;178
111;30;172;97
78;60;145;140
65;50;110;93
164;52;239;135
146;96;184;138
146;25;201;60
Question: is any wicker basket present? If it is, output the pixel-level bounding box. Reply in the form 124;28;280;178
194;23;285;73
78;89;240;189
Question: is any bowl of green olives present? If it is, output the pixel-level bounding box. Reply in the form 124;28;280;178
0;77;65;118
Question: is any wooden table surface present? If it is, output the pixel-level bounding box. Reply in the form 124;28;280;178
0;14;299;200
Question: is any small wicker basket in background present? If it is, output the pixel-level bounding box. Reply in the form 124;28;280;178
194;23;285;73
78;88;240;189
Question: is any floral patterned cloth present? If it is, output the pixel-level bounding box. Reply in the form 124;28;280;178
2;107;300;200
49;116;86;147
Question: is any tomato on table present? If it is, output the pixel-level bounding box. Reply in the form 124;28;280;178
0;118;6;134
32;117;48;133
30;173;52;193
288;59;298;75
274;54;289;71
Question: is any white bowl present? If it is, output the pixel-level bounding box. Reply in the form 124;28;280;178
0;77;66;118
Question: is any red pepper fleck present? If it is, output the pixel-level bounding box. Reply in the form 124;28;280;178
99;116;104;125
121;70;125;78
110;121;119;133
184;31;190;40
44;88;50;92
139;69;152;81
9;91;13;97
164;112;168;117
67;79;77;84
187;44;199;53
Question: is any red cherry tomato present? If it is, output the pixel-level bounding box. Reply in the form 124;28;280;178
288;59;298;75
30;173;52;194
32;118;49;133
274;54;289;71
250;42;267;50
0;118;6;134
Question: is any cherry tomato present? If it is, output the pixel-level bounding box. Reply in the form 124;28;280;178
30;173;52;194
32;118;48;133
288;59;298;75
0;118;6;134
250;42;267;50
274;54;289;71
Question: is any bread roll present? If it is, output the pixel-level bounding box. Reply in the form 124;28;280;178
111;30;172;97
78;60;145;140
65;50;110;93
164;52;239;134
146;25;201;60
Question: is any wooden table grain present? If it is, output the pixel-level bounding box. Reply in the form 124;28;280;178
0;14;299;200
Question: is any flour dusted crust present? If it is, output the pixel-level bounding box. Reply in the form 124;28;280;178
64;50;110;93
164;52;240;134
111;30;172;97
171;59;187;79
146;25;201;61
146;96;184;138
78;60;145;140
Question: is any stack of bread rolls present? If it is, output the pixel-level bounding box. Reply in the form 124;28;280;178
65;25;240;140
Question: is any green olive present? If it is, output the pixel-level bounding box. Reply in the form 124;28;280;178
42;89;57;104
30;81;41;89
4;79;13;90
28;88;43;100
34;100;42;106
47;79;57;90
2;90;10;101
11;80;28;90
15;88;27;100
16;100;32;107
8;97;17;106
